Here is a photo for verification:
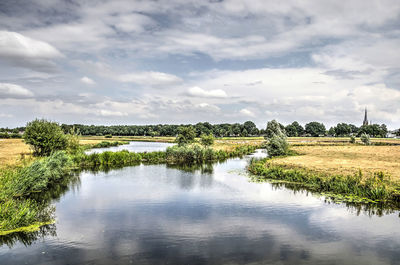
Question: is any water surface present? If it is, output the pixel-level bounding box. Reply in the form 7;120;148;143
85;141;175;154
1;145;399;265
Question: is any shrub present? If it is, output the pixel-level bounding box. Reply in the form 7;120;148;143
176;126;196;146
23;119;68;156
200;134;214;147
65;127;81;154
266;133;289;157
350;135;356;144
105;134;112;138
265;120;285;139
360;133;371;145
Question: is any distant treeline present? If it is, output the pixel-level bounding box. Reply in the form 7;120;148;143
1;121;398;139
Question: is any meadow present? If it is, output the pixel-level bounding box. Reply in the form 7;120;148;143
270;145;400;180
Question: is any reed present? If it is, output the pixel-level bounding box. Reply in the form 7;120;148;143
248;158;400;202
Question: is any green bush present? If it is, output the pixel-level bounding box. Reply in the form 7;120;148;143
105;134;112;138
200;134;215;147
23;119;68;156
350;135;356;144
266;133;289;157
361;133;371;145
175;126;196;146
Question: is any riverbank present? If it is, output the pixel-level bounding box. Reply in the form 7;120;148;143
248;144;400;204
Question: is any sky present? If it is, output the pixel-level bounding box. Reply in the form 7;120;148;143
1;0;400;129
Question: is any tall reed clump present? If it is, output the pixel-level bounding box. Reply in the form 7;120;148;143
165;144;257;163
248;158;399;202
0;151;71;233
7;151;72;197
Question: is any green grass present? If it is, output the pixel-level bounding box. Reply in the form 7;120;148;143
248;158;400;203
0;151;71;233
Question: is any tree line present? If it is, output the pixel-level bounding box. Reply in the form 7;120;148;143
0;120;397;139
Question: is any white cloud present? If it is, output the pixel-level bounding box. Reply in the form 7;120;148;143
187;86;227;98
115;71;182;86
197;103;221;112
80;76;96;85
240;108;255;117
0;31;62;72
0;83;34;98
98;110;127;117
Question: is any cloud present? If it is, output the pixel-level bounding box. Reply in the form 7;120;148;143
113;71;182;86
187;86;227;98
240;108;255;117
0;31;62;72
80;76;96;85
0;83;34;98
98;110;127;117
197;103;221;112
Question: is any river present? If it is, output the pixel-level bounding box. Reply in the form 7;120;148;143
1;142;399;264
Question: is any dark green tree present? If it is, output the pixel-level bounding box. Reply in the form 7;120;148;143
335;123;351;136
23;119;68;156
176;126;196;146
285;121;304;137
243;121;257;135
305;122;326;137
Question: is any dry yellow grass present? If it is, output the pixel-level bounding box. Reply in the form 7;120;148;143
212;139;263;151
0;139;32;168
288;137;400;145
271;145;400;180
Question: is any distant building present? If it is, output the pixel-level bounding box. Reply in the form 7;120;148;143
363;108;369;126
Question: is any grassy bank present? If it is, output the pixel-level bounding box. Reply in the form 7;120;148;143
0;152;72;234
248;157;400;204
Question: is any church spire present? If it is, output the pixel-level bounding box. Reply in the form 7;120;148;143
363;107;369;126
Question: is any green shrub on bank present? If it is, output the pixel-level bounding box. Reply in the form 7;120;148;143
266;133;289;156
361;133;371;145
23;119;68;156
248;158;398;201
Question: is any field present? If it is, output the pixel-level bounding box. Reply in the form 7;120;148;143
270;145;400;181
0;139;32;168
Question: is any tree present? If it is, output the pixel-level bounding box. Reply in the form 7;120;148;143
266;133;289;156
200;134;215;147
285;121;304;137
23;119;68;156
243;121;257;135
176;126;196;146
265;120;285;139
335;123;351;136
305;122;326;137
264;120;289;156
